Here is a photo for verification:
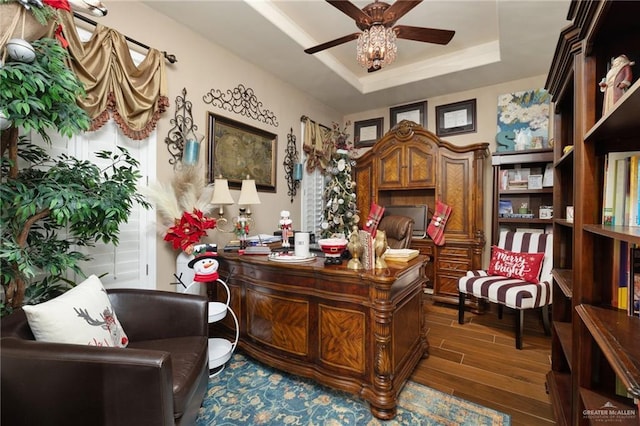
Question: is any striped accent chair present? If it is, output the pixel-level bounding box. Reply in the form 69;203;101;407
458;231;553;349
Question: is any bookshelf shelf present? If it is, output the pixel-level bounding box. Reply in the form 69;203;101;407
585;80;640;144
576;305;640;400
583;225;640;245
498;188;553;195
497;218;552;224
555;219;574;229
554;147;574;169
552;268;573;298
554;321;573;366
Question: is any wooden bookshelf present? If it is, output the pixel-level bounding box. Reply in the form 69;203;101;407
491;148;554;243
545;1;640;424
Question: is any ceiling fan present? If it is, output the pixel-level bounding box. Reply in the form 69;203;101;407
304;0;455;72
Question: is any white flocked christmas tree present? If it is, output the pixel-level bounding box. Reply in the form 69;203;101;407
320;123;360;238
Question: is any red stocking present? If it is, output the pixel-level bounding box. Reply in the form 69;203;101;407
364;202;385;236
428;201;452;246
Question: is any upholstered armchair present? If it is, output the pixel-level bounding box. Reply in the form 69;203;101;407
458;231;553;349
378;215;415;249
1;288;209;426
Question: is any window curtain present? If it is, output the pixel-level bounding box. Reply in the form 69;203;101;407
59;11;168;141
302;116;332;173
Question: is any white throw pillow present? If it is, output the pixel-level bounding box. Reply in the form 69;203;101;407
23;275;129;347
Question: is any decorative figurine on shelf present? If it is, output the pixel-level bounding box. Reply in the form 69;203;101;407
347;225;363;270
519;203;529;214
514;128;532;151
235;208;250;249
374;229;388;269
279;210;293;249
599;54;634;115
187;244;219;283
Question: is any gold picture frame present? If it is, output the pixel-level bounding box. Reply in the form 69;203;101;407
207;113;277;192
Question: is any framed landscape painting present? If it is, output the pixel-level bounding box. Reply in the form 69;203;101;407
207;113;277;192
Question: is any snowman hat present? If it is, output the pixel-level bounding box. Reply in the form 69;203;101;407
187;244;218;268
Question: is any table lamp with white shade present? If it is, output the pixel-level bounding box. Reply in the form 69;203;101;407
235;176;261;247
210;177;235;232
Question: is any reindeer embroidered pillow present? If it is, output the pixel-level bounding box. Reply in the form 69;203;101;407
22;275;129;347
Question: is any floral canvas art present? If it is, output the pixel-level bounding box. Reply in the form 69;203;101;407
496;89;550;152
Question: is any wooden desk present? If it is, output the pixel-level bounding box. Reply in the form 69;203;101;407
210;254;429;420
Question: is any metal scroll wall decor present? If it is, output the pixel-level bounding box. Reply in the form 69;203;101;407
165;88;198;166
203;84;278;127
283;128;301;203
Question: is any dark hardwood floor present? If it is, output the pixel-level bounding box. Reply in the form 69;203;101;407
410;295;555;425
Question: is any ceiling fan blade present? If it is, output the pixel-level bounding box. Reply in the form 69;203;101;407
304;33;361;55
382;0;422;25
327;0;373;27
394;25;455;45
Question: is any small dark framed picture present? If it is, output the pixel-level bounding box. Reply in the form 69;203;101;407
354;117;383;147
390;101;427;128
435;99;477;137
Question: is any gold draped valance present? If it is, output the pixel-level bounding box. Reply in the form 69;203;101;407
302;116;332;174
59;11;168;140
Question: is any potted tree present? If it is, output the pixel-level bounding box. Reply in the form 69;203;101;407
0;36;149;316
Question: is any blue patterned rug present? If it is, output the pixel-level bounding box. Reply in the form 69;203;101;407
196;353;510;425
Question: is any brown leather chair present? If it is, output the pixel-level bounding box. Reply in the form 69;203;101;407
1;289;209;426
378;215;415;249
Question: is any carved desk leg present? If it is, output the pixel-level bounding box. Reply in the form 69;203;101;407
371;284;396;420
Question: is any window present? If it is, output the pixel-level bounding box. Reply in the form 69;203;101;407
30;121;157;290
28;31;157;290
300;121;325;237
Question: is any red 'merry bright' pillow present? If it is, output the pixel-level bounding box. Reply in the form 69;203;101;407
488;246;545;283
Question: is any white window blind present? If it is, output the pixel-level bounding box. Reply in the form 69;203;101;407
300;121;325;238
30;121;157;290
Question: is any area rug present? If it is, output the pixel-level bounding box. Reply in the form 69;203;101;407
196;353;510;425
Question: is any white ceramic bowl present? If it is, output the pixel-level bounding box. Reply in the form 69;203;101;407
6;38;36;63
317;238;348;256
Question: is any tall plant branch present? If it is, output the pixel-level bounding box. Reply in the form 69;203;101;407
17;207;51;247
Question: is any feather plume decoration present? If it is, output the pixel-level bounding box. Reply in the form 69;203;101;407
142;162;218;245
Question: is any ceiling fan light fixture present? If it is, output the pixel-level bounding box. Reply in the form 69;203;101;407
356;24;397;70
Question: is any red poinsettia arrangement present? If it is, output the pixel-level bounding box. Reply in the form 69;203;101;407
164;210;216;251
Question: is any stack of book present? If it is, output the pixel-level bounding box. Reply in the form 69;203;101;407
383;249;420;262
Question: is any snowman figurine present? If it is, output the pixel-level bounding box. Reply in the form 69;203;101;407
187;244;219;283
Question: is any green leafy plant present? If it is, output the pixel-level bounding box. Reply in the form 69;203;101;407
0;37;149;316
1;38;90;142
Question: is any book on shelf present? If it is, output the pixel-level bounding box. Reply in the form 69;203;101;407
629;246;640;317
602;151;640;226
629;155;640;227
615;240;629;311
542;163;554;187
499;200;513;215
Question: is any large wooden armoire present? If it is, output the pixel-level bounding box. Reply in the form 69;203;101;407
355;120;489;309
